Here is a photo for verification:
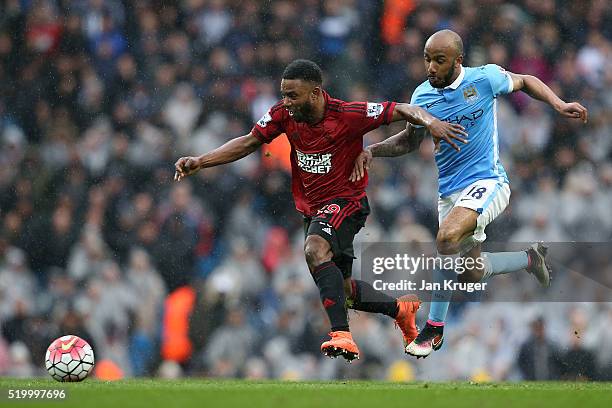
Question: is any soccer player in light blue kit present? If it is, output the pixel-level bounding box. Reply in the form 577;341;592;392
350;30;588;358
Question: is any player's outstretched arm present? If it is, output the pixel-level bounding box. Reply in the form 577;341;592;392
349;124;425;182
508;72;588;123
391;103;467;151
174;132;263;181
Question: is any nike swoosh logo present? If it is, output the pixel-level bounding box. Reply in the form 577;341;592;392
459;198;472;201
432;336;444;348
426;99;444;109
60;337;78;351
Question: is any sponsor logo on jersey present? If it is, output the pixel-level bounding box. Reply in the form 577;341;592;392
366;102;384;118
257;111;272;127
296;150;332;174
444;108;484;128
462;84;479;104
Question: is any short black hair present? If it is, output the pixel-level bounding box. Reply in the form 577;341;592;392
282;59;322;84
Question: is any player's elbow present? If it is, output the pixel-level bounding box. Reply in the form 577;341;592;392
511;73;530;92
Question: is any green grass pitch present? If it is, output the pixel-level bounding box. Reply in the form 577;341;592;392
1;378;610;408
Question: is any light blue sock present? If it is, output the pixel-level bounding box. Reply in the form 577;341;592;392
481;251;529;280
427;267;456;324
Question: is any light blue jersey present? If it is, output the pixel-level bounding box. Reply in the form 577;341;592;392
410;64;513;197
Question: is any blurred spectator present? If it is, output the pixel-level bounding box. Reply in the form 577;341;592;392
6;342;35;378
204;306;255;377
67;225;111;282
125;246;165;375
126;247;166;336
517;317;562;380
0;0;610;381
0;247;35;320
560;309;597;380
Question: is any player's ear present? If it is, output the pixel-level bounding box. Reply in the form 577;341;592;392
456;54;464;67
311;85;322;100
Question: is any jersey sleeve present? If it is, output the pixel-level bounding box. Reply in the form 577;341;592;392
483;64;513;97
251;103;285;144
344;101;397;134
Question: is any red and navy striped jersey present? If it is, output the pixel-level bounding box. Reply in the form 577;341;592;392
252;91;396;216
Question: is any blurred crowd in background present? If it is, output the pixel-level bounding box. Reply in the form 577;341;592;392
0;0;611;381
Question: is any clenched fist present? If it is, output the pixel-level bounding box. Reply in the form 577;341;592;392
174;156;201;181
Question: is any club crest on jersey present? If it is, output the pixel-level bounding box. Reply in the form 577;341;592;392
257;111;272;127
366;102;384;118
317;204;340;215
296;150;332;174
462;85;479;104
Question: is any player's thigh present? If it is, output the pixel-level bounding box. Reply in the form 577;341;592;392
304;204;342;258
305;198;369;274
438;190;476;238
315;197;370;278
456;180;510;243
304;217;333;267
441;180;510;244
437;193;458;226
437;206;479;253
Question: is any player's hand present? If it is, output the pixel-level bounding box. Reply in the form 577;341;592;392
174;156;201;181
557;102;588;123
350;148;373;182
426;119;468;151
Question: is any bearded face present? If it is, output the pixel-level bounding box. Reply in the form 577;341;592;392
287;99;315;123
280;79;320;124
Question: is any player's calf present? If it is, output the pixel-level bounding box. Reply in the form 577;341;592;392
305;236;352;336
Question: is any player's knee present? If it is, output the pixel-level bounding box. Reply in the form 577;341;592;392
304;235;332;270
436;228;463;254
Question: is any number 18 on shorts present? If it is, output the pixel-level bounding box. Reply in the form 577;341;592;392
438;179;511;243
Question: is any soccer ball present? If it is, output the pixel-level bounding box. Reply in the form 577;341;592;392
45;335;95;382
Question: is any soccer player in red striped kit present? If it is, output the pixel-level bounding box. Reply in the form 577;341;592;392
175;59;466;361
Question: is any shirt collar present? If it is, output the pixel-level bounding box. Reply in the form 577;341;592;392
445;65;465;90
